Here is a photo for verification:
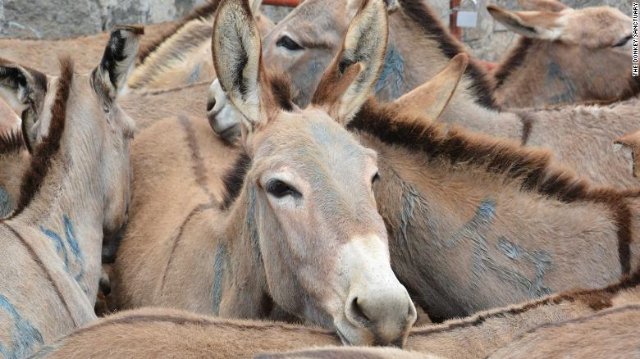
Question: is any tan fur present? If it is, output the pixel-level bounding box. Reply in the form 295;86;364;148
33;279;640;358
491;3;636;108
257;346;440;358
488;304;640;358
615;129;640;178
0;27;140;357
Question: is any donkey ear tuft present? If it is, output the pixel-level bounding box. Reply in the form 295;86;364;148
0;61;47;116
94;25;144;100
312;0;388;124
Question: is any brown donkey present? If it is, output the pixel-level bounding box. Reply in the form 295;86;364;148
31;274;640;358
115;0;416;347
0;27;140;357
490;0;636;108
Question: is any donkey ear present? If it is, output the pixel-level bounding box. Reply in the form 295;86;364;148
0;61;47;116
517;0;568;12
93;26;144;101
487;5;562;40
615;130;640;178
312;0;388;124
250;0;262;12
394;54;468;121
212;0;267;130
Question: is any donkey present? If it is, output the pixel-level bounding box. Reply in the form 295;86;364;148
31;273;640;358
115;0;416;347
256;347;437;359
128;0;275;91
489;0;636;108
0;26;140;357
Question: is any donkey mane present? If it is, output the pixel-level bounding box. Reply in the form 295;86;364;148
411;269;640;336
397;0;498;110
493;37;533;89
137;0;221;64
10;57;74;218
0;129;25;154
349;99;636;274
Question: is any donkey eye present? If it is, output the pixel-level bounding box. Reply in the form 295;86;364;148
613;35;632;47
266;179;301;199
276;35;304;51
371;172;380;184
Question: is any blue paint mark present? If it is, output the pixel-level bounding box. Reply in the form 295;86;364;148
375;46;406;100
0;294;44;359
188;63;202;85
211;244;227;315
41;228;68;268
0;187;11;218
546;61;577;104
40;216;87;296
441;198;552;297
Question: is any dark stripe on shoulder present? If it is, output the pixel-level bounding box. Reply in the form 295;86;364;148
398;0;498;110
11;58;73;218
178;115;216;204
1;222;77;326
517;111;535;145
158;202;213;294
493;37;533;89
220;153;251;210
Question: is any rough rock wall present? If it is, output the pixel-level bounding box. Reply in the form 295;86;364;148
0;0;631;61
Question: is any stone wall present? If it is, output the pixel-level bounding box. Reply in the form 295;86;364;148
0;0;630;61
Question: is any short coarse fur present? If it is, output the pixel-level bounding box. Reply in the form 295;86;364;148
349;99;639;274
10;58;74;218
398;0;498;110
220;153;251;210
137;0;222;63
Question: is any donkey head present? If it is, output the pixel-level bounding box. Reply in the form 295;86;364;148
0;27;139;234
261;0;398;107
213;0;415;346
488;4;632;51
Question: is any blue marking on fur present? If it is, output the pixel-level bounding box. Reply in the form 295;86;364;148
211;244;227;315
40;216;88;296
0;187;11;218
546;61;577;104
443;198;552;297
188;63;202;85
0;294;44;359
375;46;405;100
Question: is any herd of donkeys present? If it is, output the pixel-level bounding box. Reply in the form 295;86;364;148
0;0;639;357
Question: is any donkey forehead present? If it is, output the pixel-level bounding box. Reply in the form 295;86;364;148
267;0;350;40
255;111;376;175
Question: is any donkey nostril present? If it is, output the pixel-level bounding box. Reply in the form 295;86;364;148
206;98;216;112
350;297;371;325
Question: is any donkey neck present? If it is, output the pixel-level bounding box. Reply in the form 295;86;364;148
12;83;108;302
214;180;276;320
350;107;634;319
